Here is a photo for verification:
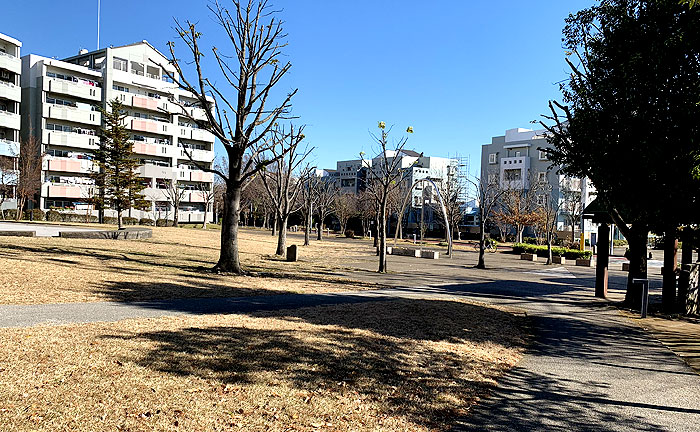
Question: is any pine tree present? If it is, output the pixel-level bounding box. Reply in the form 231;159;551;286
95;99;145;228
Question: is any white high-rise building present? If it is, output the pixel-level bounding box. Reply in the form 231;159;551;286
0;32;21;211
21;41;215;222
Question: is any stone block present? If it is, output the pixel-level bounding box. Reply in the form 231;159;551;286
521;253;537;261
420;250;439;259
391;247;421;257
286;244;298;262
576;258;594;267
552;256;566;265
0;230;35;237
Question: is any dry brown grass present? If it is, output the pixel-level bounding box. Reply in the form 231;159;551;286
0;298;528;431
0;227;382;305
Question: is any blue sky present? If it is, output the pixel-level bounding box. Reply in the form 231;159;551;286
1;0;595;174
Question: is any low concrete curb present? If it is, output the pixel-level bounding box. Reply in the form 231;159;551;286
59;227;152;240
0;230;36;237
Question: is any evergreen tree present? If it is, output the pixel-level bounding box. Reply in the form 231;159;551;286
95;99;145;228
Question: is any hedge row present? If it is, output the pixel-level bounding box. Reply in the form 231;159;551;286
512;243;592;259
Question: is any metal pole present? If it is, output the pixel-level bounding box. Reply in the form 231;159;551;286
633;278;649;318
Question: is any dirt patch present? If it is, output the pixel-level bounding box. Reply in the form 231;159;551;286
0;298;527;431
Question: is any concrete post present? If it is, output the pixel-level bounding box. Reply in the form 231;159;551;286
595;223;609;298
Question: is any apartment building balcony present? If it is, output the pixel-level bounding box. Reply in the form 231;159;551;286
138;164;176;180
0;80;21;103
0;109;20;130
113;69;176;95
42;183;85;199
0;138;18;157
179;147;214;163
132;141;175;157
43;130;98;151
0;51;21;75
43;105;100;126
185;106;209;122
142;187;169;202
44;157;94;174
43;77;101;102
178;210;206;223
178;124;215;143
185;191;207;203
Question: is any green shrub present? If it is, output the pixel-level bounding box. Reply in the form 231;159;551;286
104;217;119;225
344;229;355;238
512;243;592;259
22;209;45;221
1;209;17;220
156;218;173;227
122;217;139;225
46;210;62;222
139;218;155;226
613;239;628;247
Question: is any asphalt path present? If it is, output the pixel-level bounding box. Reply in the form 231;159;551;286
1;242;699;431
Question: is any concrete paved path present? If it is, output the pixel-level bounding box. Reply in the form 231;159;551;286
0;222;98;237
1;246;699;431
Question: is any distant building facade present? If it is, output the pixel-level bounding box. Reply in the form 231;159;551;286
20;41;215;222
480;127;596;236
0;32;21;212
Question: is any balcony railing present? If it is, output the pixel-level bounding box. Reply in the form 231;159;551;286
0;50;17;59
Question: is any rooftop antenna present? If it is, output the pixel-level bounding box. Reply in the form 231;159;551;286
97;0;101;50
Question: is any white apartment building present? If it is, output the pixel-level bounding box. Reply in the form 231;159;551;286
0;32;21;211
21;41;215;223
481;127;596;233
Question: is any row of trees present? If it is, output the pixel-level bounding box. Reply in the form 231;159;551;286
542;0;700;311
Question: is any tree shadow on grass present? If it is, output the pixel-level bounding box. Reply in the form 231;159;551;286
103;299;528;430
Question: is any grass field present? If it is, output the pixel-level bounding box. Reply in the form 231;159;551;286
0;227;382;305
0;298;528;431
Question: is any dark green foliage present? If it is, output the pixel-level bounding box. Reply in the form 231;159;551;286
512;243;592;260
139;218;155;226
94;99;146;227
22;209;45;221
122;217;139;225
156;219;174;227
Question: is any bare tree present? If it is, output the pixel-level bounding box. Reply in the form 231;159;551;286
560;177;583;244
0;156;17;219
165;0;298;273
197;183;216;229
534;178;563;265
433;173;464;256
15;135;43;220
259;125;312;256
332;193;356;235
361;122;413;273
163;179;188;227
468;169;505;269
312;175;338;241
497;172;540;243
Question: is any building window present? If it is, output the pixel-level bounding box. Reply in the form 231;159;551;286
537;195;547;206
515;151;521;157
504;169;521;181
113;58;128;72
538;172;547;183
488;153;497;164
539;150;548;160
113;84;129;92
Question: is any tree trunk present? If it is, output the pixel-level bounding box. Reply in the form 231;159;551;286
202;203;209;229
276;216;288;256
304;211;311;246
215;185;243;273
546;231;553;265
624;226;648;308
378;199;388;273
117;208;123;229
317;216;323;240
272;215;277;236
477;208;486;269
15;196;25;221
571;220;576;244
172;206;179;228
662;224;678;313
517;225;524;243
373;213;379;248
